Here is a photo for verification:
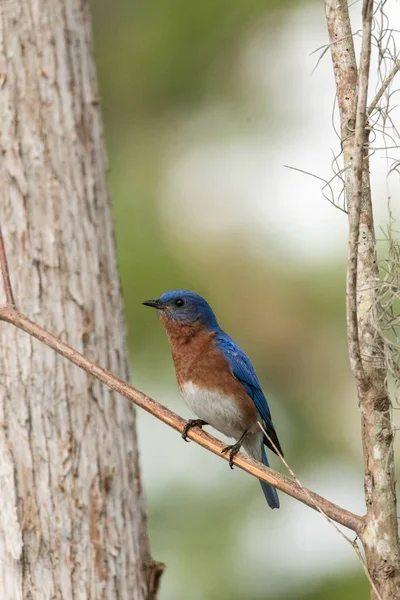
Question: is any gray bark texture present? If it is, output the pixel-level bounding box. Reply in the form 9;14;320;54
0;0;161;598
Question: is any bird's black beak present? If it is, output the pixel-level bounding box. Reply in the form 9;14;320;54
142;298;165;310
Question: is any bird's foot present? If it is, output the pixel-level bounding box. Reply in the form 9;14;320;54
221;430;248;469
221;441;243;469
182;419;208;442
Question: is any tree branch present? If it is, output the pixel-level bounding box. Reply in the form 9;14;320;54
367;59;400;117
0;305;363;533
0;225;363;534
347;0;373;385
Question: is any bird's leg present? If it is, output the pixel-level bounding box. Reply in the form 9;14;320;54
182;419;208;442
221;430;249;469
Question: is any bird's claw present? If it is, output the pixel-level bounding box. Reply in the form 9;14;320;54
181;419;208;442
221;443;241;469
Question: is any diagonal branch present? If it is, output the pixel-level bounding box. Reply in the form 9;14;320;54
0;223;363;533
367;59;400;117
0;304;363;533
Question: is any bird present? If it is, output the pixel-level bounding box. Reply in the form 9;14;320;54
143;289;283;509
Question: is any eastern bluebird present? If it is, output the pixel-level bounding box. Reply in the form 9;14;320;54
143;289;283;509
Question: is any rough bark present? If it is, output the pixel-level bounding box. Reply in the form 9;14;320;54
0;0;159;598
324;1;400;598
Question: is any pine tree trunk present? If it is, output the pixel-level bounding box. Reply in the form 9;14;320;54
0;1;160;598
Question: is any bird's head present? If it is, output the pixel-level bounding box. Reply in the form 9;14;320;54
143;289;219;330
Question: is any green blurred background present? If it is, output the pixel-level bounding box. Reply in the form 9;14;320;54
90;0;399;598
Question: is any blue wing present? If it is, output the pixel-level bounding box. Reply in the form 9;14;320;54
215;331;283;457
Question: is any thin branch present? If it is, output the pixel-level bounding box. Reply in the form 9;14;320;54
368;59;400;117
347;0;374;383
0;225;15;308
259;423;383;600
0;304;364;533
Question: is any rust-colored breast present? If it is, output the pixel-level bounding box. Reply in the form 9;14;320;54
160;315;258;424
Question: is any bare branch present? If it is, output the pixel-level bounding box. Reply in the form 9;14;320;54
368;59;400;116
347;0;374;384
0;304;363;533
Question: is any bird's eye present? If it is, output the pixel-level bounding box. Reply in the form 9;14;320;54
175;298;184;307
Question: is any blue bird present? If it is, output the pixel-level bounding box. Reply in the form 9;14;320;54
143;289;283;508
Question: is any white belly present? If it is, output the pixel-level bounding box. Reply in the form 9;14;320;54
181;381;246;440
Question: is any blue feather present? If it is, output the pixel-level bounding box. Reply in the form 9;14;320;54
215;332;283;456
260;445;280;509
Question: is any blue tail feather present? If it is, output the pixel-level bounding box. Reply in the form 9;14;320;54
260;445;280;509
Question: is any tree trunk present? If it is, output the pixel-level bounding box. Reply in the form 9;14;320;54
325;1;400;598
0;0;160;598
